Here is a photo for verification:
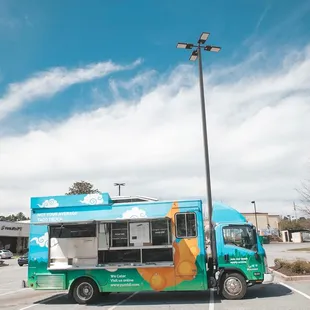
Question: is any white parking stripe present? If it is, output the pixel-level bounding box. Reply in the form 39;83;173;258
209;289;215;310
18;293;66;310
108;291;139;310
280;282;310;300
0;288;28;297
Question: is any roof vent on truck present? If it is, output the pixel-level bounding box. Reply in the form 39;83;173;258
111;195;158;204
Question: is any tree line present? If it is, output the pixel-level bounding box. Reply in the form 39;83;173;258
0;212;29;222
1;179;310;223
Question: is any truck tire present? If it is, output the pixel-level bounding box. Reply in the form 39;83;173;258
220;272;247;300
72;278;99;304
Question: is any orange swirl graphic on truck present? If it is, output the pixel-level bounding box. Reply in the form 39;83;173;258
137;202;199;291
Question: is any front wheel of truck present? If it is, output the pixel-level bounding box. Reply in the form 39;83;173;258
72;278;99;304
220;272;247;300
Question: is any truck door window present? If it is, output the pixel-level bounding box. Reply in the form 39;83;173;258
176;213;197;238
223;225;257;251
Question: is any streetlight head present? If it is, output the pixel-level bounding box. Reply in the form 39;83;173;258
204;45;221;52
189;50;198;61
251;201;255;204
177;42;194;49
198;32;210;44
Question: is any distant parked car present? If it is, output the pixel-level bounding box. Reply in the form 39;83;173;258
0;249;13;259
18;252;28;266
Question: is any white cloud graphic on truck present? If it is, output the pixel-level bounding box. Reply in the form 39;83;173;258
120;207;147;219
37;199;59;208
80;194;104;205
30;232;48;248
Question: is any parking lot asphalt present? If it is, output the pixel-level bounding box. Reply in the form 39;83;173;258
263;242;310;266
0;244;310;310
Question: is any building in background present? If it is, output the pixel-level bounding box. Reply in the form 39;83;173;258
242;212;281;235
0;220;29;254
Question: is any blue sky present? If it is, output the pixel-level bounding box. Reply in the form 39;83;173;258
1;0;310;217
1;0;310;121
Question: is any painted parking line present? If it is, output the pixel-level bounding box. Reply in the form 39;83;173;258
209;289;215;310
18;293;67;310
106;291;139;310
105;289;215;310
0;288;29;297
280;282;310;300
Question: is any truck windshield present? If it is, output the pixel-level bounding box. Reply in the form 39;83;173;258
223;225;257;251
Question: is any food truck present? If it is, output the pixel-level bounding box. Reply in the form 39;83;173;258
27;192;273;304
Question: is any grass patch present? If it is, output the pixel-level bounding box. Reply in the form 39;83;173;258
273;259;310;276
287;247;310;252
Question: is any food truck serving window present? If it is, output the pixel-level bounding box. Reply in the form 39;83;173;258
50;224;96;238
151;219;170;245
175;213;197;238
98;218;173;266
111;222;128;247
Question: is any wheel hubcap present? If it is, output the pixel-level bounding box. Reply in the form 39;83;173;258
76;282;94;301
224;277;242;296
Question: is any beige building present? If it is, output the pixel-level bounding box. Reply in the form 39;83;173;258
242;212;280;234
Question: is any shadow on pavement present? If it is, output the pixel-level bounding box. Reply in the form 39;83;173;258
35;284;292;307
36;290;222;307
243;284;292;300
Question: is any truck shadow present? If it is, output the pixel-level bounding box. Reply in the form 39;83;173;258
35;291;221;306
35;284;292;306
243;284;292;299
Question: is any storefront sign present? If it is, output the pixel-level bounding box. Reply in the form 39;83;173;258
1;225;23;231
0;221;29;237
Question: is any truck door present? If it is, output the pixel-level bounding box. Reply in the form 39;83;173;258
217;224;264;280
174;211;207;290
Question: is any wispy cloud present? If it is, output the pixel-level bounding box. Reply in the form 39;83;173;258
1;45;310;216
244;2;310;50
255;4;271;31
0;58;142;121
109;70;158;99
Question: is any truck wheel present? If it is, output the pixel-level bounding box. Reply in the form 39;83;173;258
72;278;99;304
221;272;247;300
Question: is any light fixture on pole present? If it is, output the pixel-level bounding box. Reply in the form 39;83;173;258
176;32;221;266
114;183;125;196
251;200;259;231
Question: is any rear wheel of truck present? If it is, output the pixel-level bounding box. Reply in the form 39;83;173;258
220;272;247;300
72;278;99;304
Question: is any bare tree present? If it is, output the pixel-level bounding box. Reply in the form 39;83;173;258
66;180;100;195
296;179;310;216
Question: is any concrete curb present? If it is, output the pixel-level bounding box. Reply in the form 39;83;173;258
271;269;310;281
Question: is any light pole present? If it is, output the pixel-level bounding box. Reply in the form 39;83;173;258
293;201;298;221
251;200;259;231
177;32;221;264
114;183;125;196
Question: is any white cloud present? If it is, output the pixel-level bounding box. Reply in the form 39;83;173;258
0;58;142;121
0;46;310;219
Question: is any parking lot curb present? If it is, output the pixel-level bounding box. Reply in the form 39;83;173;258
271;269;310;281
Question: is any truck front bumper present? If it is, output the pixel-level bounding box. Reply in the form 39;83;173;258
262;271;274;284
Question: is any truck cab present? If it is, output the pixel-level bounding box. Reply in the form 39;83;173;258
212;202;273;299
